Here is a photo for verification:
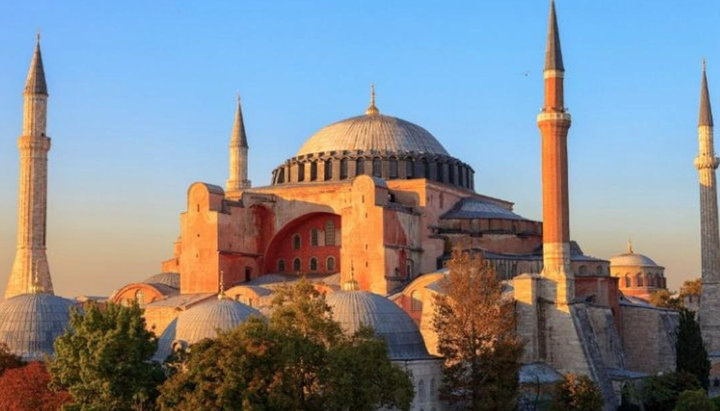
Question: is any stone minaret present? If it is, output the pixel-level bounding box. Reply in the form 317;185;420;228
225;96;250;194
695;60;720;352
537;0;573;303
5;37;54;299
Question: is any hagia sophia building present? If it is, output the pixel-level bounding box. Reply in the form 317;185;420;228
4;2;718;410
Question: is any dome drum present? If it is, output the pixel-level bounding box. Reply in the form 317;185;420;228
271;151;474;190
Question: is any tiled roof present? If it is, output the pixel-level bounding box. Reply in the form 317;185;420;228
441;197;529;221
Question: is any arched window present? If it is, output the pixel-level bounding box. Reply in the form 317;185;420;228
324;160;333;180
310;229;319;246
437;163;444;182
578;265;587;275
325;220;335;246
458;166;465;186
596;265;603;275
326;256;336;272
356;158;365;175
309;257;318;272
411;290;422;311
624;275;631;288
389;158;398;178
310;162;317;181
406;159;414;178
277;168;285;183
278;259;286;272
292;234;301;250
293;258;302;272
372;158;382;177
340;158;348;179
636;273;643;287
297;163;305;181
448;163;455;183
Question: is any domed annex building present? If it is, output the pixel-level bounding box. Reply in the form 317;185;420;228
610;242;667;300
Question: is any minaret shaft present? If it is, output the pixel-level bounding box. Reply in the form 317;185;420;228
538;0;573;303
5;41;53;299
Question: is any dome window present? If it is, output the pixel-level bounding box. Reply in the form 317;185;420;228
324;160;333;180
340;158;348;179
372;158;382;177
389;158;398;178
310;162;318;181
406;159;414;178
297;164;305;182
356;158;365;175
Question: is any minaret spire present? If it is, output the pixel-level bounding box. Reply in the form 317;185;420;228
5;38;54;298
694;60;720;352
225;95;250;195
537;0;573;303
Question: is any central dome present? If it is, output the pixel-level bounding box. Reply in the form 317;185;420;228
297;113;449;157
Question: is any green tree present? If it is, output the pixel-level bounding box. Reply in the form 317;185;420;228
432;248;524;410
157;278;413;411
0;342;24;376
649;289;681;309
677;309;710;389
674;389;716;411
640;371;701;411
679;279;702;299
551;373;603;411
49;302;165;410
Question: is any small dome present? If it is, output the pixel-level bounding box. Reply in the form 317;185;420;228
143;272;180;289
610;252;660;268
155;297;260;361
0;293;74;360
296;114;449;157
325;290;430;360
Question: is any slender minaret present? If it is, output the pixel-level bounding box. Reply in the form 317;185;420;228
695;60;720;353
5;36;54;299
537;0;573;303
225;96;250;193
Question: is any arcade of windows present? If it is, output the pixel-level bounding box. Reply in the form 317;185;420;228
277;219;338;274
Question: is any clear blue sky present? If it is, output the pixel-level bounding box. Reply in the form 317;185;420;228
0;1;718;296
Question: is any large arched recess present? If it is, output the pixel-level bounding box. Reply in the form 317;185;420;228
263;212;341;276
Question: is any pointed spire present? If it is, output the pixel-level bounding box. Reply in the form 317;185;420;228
232;95;248;148
25;34;48;96
365;83;379;116
544;0;564;72
342;261;359;291
700;58;714;127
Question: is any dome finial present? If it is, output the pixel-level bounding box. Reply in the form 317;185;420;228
627;238;634;254
343;261;359;291
218;270;226;300
365;83;379;116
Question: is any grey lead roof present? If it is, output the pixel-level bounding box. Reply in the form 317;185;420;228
700;61;714;127
0;293;74;360
441;197;529;221
325;290;431;360
143;272;180;289
544;0;564;72
25;39;48;96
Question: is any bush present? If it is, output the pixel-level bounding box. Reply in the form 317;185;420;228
552;373;603;411
673;389;715;411
640;371;701;411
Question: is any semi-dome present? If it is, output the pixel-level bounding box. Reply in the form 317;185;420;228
155;297;260;361
325;289;430;360
143;272;180;289
0;293;74;360
297;114;449;157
